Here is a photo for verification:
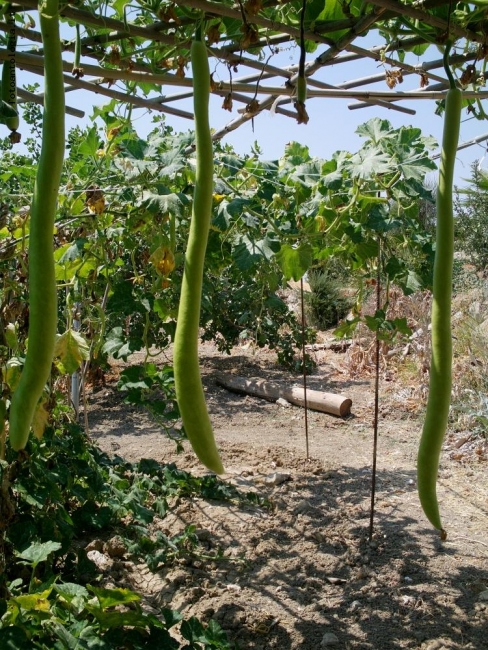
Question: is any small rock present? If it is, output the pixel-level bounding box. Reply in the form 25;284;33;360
478;589;488;602
276;397;291;408
187;586;205;603
326;577;347;585
87;550;112;572
421;640;449;650
201;607;215;619
310;530;327;544
195;528;212;542
104;535;126;558
321;632;339;647
356;566;369;580
229;476;255;489
85;539;103;553
263;471;292;486
470;301;482;317
294;499;311;514
165;569;188;587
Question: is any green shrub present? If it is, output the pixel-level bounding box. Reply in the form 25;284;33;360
454;163;488;272
306;266;353;330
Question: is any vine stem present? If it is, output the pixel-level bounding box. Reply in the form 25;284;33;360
443;40;456;90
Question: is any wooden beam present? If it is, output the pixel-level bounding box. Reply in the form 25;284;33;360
216;373;352;417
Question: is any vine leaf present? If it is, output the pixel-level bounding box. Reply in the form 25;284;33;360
0;627;30;647
356;118;394;144
32;400;49;440
87;586;141;609
15;540;62;567
54;330;90;374
139;191;186;217
276;242;313;280
346;148;394;180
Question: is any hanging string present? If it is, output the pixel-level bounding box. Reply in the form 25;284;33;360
369;236;382;541
300;276;310;460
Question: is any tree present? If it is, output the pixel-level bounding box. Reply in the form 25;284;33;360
454;162;488;272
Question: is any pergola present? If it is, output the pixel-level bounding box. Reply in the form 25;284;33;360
1;1;488;149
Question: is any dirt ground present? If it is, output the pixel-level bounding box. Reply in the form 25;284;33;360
86;341;488;650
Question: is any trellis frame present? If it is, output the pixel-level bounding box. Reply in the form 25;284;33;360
1;0;488;147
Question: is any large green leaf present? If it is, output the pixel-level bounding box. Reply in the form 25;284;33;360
233;235;279;271
305;0;356;40
102;327;143;360
356;118;394;144
346;147;395;180
215;198;254;231
78;126;101;158
0;627;30;648
282;142;310;166
138;191;186;217
157;148;187;178
87;586;141;610
276;243;313;281
15;540;62;567
398;154;437;182
397;126;423;147
54;330;90;374
0;626;32;650
57;239;87;264
54;582;89;602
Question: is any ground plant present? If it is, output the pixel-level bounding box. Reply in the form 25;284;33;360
306;262;355;330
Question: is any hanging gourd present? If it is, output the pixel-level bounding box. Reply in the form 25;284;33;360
8;0;65;450
172;24;224;475
417;43;462;538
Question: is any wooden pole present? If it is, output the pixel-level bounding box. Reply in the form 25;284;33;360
216;373;352;417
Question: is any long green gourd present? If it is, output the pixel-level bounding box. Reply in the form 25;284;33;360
417;43;461;537
8;0;65;451
2;4;20;137
173;27;224;474
294;0;308;124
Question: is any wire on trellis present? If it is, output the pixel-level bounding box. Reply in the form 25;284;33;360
369;236;382;542
4;0;488;140
300;276;310;461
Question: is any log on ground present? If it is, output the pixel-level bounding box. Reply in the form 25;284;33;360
215;373;352;417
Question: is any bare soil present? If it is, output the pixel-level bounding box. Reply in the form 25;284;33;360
86;342;488;650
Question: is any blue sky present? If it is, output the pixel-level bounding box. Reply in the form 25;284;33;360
6;30;488;187
79;36;488;187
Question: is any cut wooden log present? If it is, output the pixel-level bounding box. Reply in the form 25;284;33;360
215;373;352;417
305;338;366;352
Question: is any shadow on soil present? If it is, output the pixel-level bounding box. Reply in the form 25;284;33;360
201;352;371;394
88;355;368;440
182;464;487;650
86;354;487;649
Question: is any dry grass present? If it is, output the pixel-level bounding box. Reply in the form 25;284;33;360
339;280;488;452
